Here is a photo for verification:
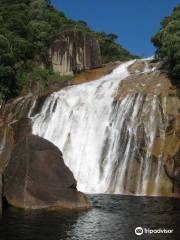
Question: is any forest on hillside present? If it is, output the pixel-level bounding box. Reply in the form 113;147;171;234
0;0;179;101
152;4;180;83
0;0;135;100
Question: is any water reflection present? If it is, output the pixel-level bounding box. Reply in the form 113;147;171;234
0;195;180;240
1;208;81;240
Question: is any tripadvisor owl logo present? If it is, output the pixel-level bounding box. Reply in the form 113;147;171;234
135;227;143;236
135;226;174;235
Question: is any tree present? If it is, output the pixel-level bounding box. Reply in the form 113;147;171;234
151;5;180;81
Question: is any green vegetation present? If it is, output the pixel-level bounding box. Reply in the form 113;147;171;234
19;67;73;93
0;0;135;100
152;5;180;82
95;32;136;63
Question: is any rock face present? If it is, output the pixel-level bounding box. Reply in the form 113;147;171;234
72;62;119;85
115;62;180;197
4;135;91;210
0;118;32;173
49;31;102;75
0;173;2;215
0;124;14;173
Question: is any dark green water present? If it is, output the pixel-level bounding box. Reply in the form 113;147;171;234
0;195;180;240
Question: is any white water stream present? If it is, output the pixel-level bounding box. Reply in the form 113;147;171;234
32;60;163;194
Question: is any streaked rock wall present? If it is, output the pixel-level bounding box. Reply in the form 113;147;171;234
49;31;102;75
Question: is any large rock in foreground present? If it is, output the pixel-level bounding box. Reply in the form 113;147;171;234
4;135;91;210
0;174;2;215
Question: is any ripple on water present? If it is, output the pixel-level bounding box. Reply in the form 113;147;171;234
0;195;180;240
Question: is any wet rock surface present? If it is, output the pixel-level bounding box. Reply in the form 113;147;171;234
72;62;119;85
116;60;180;197
4;135;91;210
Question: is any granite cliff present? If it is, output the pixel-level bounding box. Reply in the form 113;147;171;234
49;31;102;75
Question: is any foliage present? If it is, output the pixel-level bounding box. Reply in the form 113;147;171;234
95;32;136;63
151;5;180;81
18;67;73;93
0;0;136;100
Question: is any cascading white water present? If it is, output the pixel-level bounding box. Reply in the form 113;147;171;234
103;93;165;195
32;60;164;194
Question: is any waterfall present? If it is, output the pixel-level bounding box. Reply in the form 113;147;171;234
32;60;166;195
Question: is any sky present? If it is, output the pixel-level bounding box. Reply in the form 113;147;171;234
51;0;180;57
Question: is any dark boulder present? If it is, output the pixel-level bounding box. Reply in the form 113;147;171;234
0;118;32;173
11;118;32;143
0;125;14;173
4;135;91;210
174;167;180;180
0;173;2;215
